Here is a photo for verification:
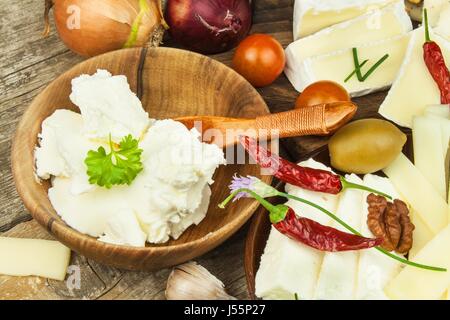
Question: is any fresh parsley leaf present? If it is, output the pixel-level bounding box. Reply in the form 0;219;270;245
85;134;143;189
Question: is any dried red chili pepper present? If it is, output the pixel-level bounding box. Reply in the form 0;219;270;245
240;135;392;199
423;9;450;104
274;207;382;252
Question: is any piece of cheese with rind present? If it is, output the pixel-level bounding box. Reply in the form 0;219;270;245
384;224;450;300
0;237;71;281
383;154;448;234
315;174;364;300
292;0;399;40
378;27;450;128
293;34;410;97
285;1;412;91
255;159;340;300
355;174;403;300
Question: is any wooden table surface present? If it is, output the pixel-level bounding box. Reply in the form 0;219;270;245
0;0;384;299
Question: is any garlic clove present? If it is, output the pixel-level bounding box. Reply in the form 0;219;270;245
165;261;236;300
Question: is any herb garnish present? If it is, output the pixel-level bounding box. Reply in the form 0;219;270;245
85;134;143;188
345;47;389;82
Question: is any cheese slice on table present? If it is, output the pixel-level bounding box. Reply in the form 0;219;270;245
409;210;436;258
0;237;71;281
315;174;364;300
285;1;412;92
378;27;450;128
292;0;399;40
413;116;447;200
384;224;450;299
255;159;340;300
355;174;403;300
294;34;410;97
383;154;448;234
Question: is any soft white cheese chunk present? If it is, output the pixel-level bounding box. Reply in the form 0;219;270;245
292;0;399;40
69;69;150;143
98;208;147;247
293;34;410;97
378;27;450;128
355;174;403;300
255;159;340;300
285;1;412;91
45;119;225;245
35;109;101;195
314;174;364;300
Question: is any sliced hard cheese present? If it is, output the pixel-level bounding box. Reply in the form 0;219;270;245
378;27;450;128
425;0;450;27
355;174;403;300
384;224;450;299
413;116;447;200
0;237;70;281
255;159;340;300
285;1;412;92
435;3;450;40
409;209;435;258
425;105;450;119
383;154;448;234
294;34;410;97
292;0;399;40
315;174;364;300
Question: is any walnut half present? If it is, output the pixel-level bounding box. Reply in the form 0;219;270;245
367;194;415;255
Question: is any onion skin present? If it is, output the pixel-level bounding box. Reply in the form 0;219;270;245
165;0;252;54
45;0;166;57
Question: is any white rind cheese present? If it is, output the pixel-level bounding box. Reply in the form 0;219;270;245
355;174;403;300
314;174;364;300
255;159;340;300
293;34;410;97
292;0;399;40
285;1;412;93
0;237;71;281
378;27;450;128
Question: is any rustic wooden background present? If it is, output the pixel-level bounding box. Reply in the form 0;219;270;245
0;0;385;299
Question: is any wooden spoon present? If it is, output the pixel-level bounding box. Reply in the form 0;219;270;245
175;101;357;148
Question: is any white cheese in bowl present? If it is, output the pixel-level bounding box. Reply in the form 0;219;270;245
35;70;225;247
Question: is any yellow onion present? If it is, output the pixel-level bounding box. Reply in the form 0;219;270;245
43;0;167;57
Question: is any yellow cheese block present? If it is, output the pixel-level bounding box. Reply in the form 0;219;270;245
384;224;450;299
379;27;450;128
0;237;71;281
409;209;435;258
383;154;448;234
413;116;447;200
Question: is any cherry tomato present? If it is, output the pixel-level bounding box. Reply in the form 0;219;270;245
295;81;350;109
232;34;285;87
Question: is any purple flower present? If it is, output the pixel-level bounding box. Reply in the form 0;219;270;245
229;175;278;201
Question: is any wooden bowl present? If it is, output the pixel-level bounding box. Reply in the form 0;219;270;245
244;132;413;299
11;47;272;271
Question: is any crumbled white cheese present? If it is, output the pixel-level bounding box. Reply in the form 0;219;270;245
35;70;226;246
69;69;151;143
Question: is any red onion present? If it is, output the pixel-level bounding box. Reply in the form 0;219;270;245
165;0;252;54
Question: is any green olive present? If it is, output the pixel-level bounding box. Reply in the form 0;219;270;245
329;119;407;174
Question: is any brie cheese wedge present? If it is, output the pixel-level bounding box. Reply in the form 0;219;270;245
378;27;450;128
255;159;340;300
292;0;399;40
285;1;412;92
314;174;364;300
292;34;410;97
